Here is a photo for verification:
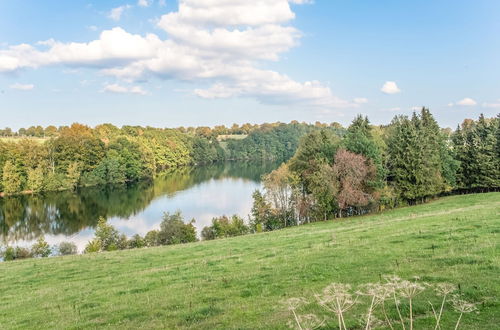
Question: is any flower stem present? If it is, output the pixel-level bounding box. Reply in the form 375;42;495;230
393;291;406;330
454;313;463;330
435;295;446;330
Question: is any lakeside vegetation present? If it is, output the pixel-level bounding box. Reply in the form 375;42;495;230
0;122;327;196
0;193;498;328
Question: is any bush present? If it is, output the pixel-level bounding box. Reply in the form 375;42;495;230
58;242;78;255
31;236;51;258
84;239;101;253
128;234;145;249
2;246;16;261
158;211;197;245
202;215;249;240
144;230;160;247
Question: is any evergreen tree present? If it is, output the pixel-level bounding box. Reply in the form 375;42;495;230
343;115;385;189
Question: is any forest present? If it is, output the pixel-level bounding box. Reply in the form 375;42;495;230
250;109;499;231
0;110;498;206
0;121;323;195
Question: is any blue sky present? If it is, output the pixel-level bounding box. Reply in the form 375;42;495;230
0;0;499;130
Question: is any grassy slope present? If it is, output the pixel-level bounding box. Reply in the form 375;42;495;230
0;193;498;329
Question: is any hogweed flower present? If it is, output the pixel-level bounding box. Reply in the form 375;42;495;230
450;295;477;330
315;283;357;330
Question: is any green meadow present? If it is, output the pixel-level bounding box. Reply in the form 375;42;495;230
0;193;498;329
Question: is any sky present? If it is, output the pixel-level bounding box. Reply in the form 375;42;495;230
0;0;499;130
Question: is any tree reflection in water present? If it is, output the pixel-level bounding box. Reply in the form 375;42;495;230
0;161;280;245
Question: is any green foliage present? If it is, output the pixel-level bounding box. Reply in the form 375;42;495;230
157;211;197;245
128;234;145;249
386;109;451;202
144;230;160;247
201;215;249;240
453;115;499;190
81;217;126;253
26;167;45;192
84;239;101;254
31;236;51;258
2;160;23;194
1;246;32;261
57;242;78;255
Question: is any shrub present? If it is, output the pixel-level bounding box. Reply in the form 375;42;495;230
128;234;145;249
144;230;160;247
158;211;197;245
58;241;78;255
31;236;51;258
84;239;101;253
202;215;249;240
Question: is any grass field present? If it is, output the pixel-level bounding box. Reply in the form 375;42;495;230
0;193;498;329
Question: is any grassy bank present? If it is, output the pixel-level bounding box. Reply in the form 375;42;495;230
0;193;498;329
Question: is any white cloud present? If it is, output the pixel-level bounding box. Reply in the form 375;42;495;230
159;0;166;6
108;5;131;21
87;25;98;31
10;83;34;90
138;0;151;7
381;81;401;94
456;97;477;106
388;107;401;112
103;83;148;95
0;0;354;110
482;100;500;108
353;97;368;104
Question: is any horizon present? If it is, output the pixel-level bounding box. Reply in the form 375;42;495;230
1;0;499;129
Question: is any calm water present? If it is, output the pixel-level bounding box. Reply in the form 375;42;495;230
0;161;280;252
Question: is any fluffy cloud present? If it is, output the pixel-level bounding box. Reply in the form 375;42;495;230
381;81;401;94
455;98;477;106
109;5;132;21
10;83;34;90
0;0;353;109
103;83;148;95
138;0;151;7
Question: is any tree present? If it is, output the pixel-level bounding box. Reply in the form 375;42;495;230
66;162;81;190
157;211;197;245
250;190;274;231
94;217;121;251
2;160;23;194
262;164;298;228
332;149;377;217
343;115;385;189
26;167;45;192
31;236;51;258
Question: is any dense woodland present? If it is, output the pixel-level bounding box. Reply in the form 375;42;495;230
0;121;327;195
249;109;499;233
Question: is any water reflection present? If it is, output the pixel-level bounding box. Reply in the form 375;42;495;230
0;161;280;250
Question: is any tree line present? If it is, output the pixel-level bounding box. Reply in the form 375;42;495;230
250;109;499;230
0;122;328;195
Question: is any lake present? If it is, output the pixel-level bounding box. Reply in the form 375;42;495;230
0;161;280;252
